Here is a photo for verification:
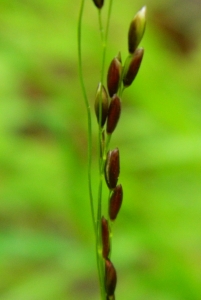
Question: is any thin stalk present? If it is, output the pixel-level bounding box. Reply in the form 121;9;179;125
99;0;113;83
98;11;105;84
96;0;114;235
97;126;105;299
108;190;113;260
78;0;96;235
79;2;109;299
78;3;105;298
96;9;106;300
96;2;114;299
106;134;112;152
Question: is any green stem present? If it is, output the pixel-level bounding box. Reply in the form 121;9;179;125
78;2;107;299
78;1;114;299
96;2;114;299
78;0;96;235
98;0;113;83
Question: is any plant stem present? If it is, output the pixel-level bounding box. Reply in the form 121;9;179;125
78;0;96;235
78;2;106;299
99;0;113;83
96;2;114;298
78;1;114;299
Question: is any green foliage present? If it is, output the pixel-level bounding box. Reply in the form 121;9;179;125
0;0;201;299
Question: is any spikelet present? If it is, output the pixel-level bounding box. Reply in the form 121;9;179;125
106;95;121;134
123;48;144;87
107;53;122;97
128;6;146;53
94;82;109;127
105;148;120;190
109;184;123;221
105;259;117;296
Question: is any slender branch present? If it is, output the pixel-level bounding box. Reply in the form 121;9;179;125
96;2;114;299
98;0;113;83
78;0;96;235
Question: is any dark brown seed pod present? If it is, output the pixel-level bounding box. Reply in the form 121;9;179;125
105;259;117;296
94;83;109;127
109;184;123;221
101;217;110;259
128;6;146;53
107;53;122;97
106;95;121;134
123;48;144;87
92;0;104;9
105;148;120;190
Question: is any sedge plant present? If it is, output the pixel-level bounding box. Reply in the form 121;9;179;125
78;1;146;299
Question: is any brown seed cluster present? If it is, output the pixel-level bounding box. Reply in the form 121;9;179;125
92;4;146;299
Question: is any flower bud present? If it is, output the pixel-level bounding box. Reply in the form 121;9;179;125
105;259;117;296
101;217;110;259
123;48;144;87
128;6;146;54
107;53;122;97
105;148;120;190
92;0;104;9
109;184;123;221
94;83;109;127
106;95;121;134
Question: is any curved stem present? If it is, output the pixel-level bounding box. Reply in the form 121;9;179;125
78;0;96;235
78;3;106;299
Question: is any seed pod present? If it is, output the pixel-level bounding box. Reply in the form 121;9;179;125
107;53;122;97
109;184;123;221
123;48;144;87
105;259;117;296
101;217;110;259
92;0;104;9
128;6;146;54
94;83;109;127
105;148;120;190
106;95;121;134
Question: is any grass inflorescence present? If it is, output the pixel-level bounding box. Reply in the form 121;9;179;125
78;2;146;299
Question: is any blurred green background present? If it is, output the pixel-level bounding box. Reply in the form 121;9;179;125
0;0;201;299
